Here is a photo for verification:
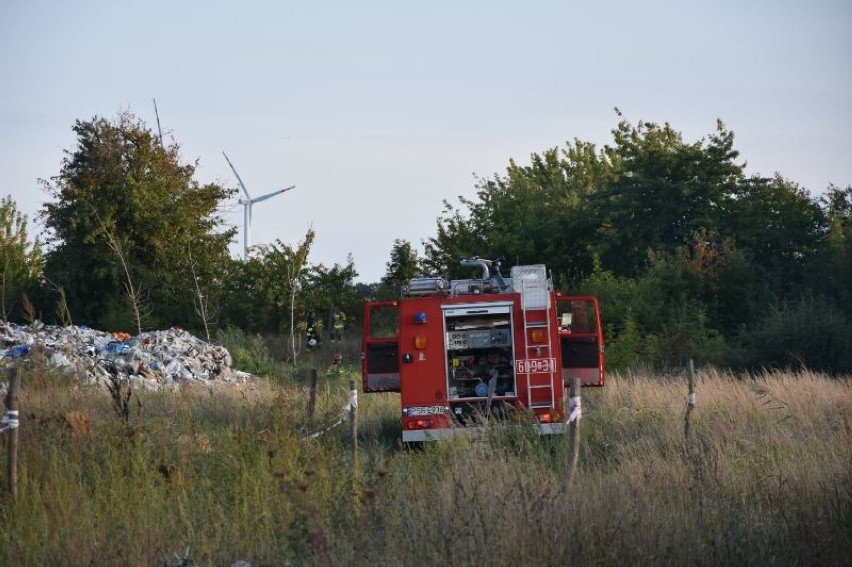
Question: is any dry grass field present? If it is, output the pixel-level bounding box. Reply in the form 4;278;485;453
0;365;850;566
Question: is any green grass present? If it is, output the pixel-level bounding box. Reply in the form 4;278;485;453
0;366;850;566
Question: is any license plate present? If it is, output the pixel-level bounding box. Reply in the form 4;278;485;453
404;405;448;416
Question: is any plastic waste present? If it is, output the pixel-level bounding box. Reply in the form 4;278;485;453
0;320;253;390
4;345;31;358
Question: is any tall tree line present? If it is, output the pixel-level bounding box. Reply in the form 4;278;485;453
2;110;849;371
422;115;852;372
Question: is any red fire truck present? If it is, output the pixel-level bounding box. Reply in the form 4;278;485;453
361;258;605;443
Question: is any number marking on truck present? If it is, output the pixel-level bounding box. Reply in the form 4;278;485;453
516;358;556;374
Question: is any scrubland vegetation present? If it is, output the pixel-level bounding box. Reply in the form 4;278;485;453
4;112;852;377
2;108;851;565
1;361;849;566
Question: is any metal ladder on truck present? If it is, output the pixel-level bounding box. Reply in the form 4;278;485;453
519;276;557;411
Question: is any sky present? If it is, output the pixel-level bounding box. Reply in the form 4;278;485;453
1;0;850;283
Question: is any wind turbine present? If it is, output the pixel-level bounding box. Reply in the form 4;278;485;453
223;151;295;259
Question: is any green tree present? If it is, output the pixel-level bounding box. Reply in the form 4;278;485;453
219;229;321;364
422;200;485;277
219;257;266;333
277;230;315;365
814;185;852;312
423;139;614;283
40;112;236;330
0;196;43;320
725;174;824;297
381;239;421;298
303;256;360;340
591;118;743;277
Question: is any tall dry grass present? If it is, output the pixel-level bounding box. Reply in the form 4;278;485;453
0;365;849;566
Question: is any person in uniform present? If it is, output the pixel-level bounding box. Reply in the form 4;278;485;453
332;309;346;342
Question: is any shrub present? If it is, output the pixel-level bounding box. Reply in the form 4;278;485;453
739;295;852;373
215;327;280;377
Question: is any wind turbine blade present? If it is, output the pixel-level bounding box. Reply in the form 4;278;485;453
222;151;252;200
251;185;295;204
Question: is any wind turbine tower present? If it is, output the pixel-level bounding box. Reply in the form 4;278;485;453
223;151;295;259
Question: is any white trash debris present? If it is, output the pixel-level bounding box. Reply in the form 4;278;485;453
0;320;255;391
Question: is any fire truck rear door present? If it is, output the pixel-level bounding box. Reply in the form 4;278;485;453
556;296;605;387
362;301;401;393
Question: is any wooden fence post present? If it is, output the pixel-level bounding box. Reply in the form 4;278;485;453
348;377;360;511
306;369;318;433
566;377;581;493
349;377;358;463
5;366;20;500
684;359;696;452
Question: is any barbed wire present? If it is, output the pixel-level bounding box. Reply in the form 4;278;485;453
302;388;357;441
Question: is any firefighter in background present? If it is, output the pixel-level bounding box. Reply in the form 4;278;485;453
306;312;321;349
331;309;346;342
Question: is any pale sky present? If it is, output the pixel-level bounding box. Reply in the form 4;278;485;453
2;0;850;283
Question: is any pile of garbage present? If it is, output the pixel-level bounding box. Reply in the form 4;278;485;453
0;321;254;391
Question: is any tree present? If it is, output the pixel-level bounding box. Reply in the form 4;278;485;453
219;230;316;360
425;116;754;283
282;231;315;365
423;139;614;283
813;185;852;314
422;200;485;277
40;111;236;331
0;196;43;320
725;174;824;297
303;256;359;340
96;211;148;335
381;239;420;298
219;237;365;342
591;118;743;277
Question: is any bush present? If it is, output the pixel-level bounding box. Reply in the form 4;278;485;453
739;295;852;373
215;327;280;377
